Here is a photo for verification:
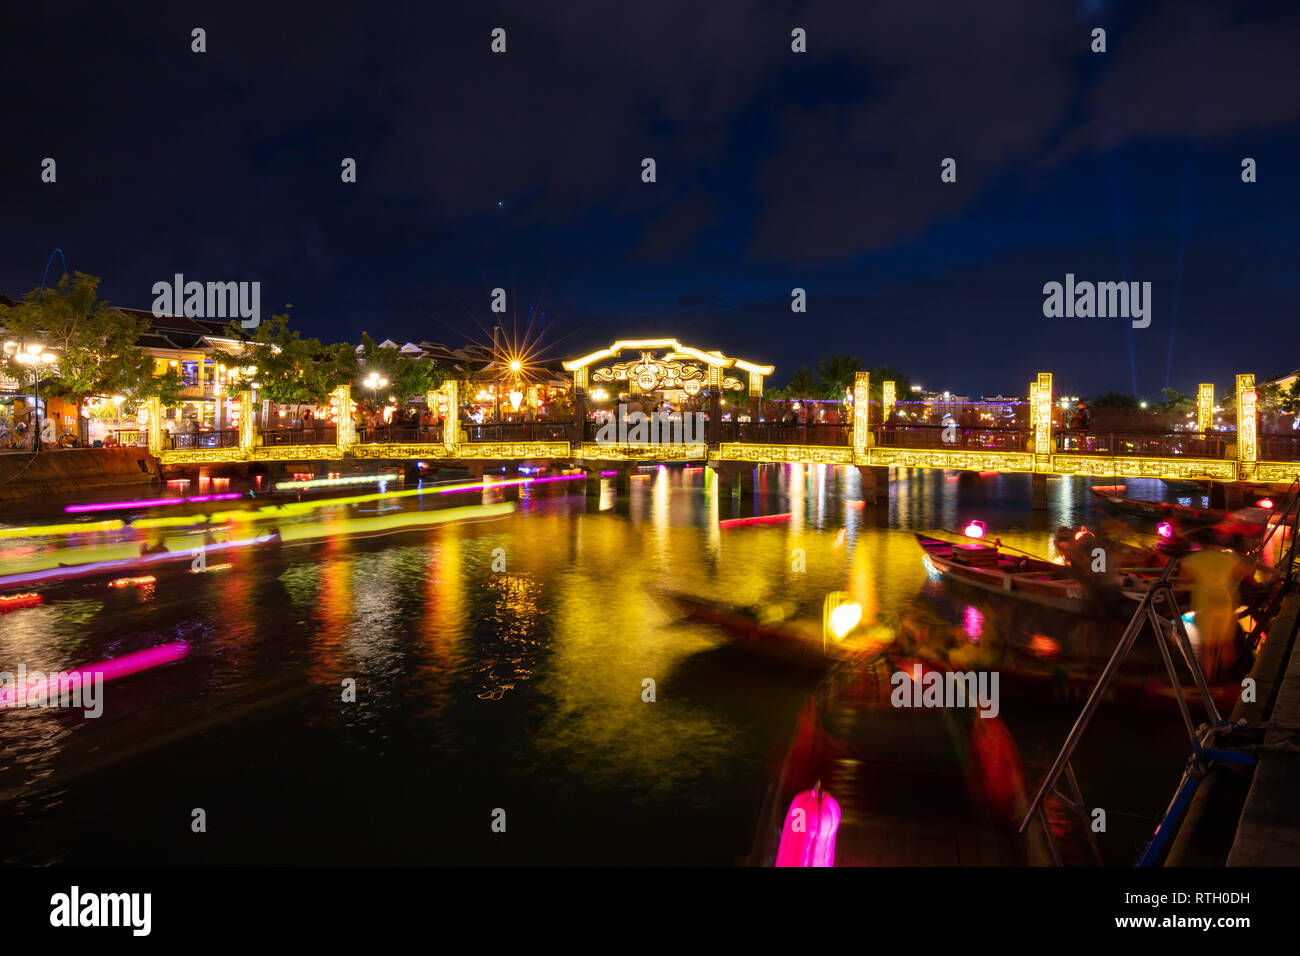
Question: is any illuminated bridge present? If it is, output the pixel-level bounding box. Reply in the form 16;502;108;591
142;339;1297;507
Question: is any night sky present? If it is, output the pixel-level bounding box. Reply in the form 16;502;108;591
3;1;1298;398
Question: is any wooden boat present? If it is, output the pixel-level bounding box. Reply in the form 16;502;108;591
991;648;1240;711
659;591;875;666
915;533;1089;614
1089;487;1223;525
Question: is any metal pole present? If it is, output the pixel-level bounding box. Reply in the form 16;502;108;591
32;365;42;453
1019;560;1178;834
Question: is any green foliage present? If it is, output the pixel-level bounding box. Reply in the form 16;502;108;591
1;272;155;416
866;366;912;403
781;366;818;398
211;314;358;406
815;353;862;398
1155;387;1195;415
355;332;447;404
1087;391;1140;409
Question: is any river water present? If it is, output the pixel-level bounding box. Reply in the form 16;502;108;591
0;467;1211;864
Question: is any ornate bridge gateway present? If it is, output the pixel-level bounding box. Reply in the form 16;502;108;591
147;339;1297;507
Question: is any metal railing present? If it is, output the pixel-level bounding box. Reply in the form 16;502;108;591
870;423;1029;451
466;421;573;442
170;428;240;449
1261;433;1300;462
356;426;440;445
1055;429;1228;458
719;422;852;446
262;426;338;447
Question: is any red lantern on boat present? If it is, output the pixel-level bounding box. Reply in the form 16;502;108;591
1156;521;1174;540
775;784;841;867
964;520;986;540
1257;498;1274;510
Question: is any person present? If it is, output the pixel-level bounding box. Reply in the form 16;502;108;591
1183;548;1249;682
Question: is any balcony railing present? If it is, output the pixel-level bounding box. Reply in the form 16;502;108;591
1054;430;1228;458
107;429;149;447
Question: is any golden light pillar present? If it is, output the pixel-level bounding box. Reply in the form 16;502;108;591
1028;382;1037;427
238;390;256;451
1033;372;1052;465
334;384;355;448
443;379;462;454
707;364;723;445
748;370;764;424
1197;383;1214;433
1237;374;1258;479
882;381;896;420
573;366;588;446
146;396;163;454
852;370;870;454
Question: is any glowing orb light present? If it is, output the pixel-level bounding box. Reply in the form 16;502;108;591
964;520;986;540
1156;521;1174;539
1257;498;1275;510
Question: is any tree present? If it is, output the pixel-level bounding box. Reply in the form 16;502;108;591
866;366;913;403
1087;391;1140;410
816;354;862;398
782;366;818;399
210;314;357;408
1156;387;1195;415
1;272;157;441
355;332;446;404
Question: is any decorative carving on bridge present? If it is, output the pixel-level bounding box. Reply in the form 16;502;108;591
1051;455;1236;481
715;444;854;465
351;444;453;459
157;448;250;465
1251;462;1300;483
252;445;345;461
591;352;708;394
457;442;571;459
579;442;707;460
866;449;1034;473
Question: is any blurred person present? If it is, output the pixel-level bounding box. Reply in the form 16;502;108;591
1182;548;1249;682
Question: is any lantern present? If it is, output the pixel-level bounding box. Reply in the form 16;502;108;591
775;785;841;867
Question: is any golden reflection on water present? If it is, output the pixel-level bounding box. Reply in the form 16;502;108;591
2;465;1166;829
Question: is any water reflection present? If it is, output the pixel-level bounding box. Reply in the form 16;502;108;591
0;465;1207;863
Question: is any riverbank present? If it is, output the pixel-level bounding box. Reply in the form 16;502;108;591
0;447;159;501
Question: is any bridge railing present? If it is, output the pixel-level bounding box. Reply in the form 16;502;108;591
467;421;573;442
870;423;1030;452
1054;429;1227;458
262;426;338;446
718;422;852;446
170;428;240;449
357;426;440;445
1261;433;1300;462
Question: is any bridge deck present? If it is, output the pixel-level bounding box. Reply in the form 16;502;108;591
151;439;1299;483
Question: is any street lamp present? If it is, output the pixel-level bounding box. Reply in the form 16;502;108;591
14;343;56;451
363;372;388;416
